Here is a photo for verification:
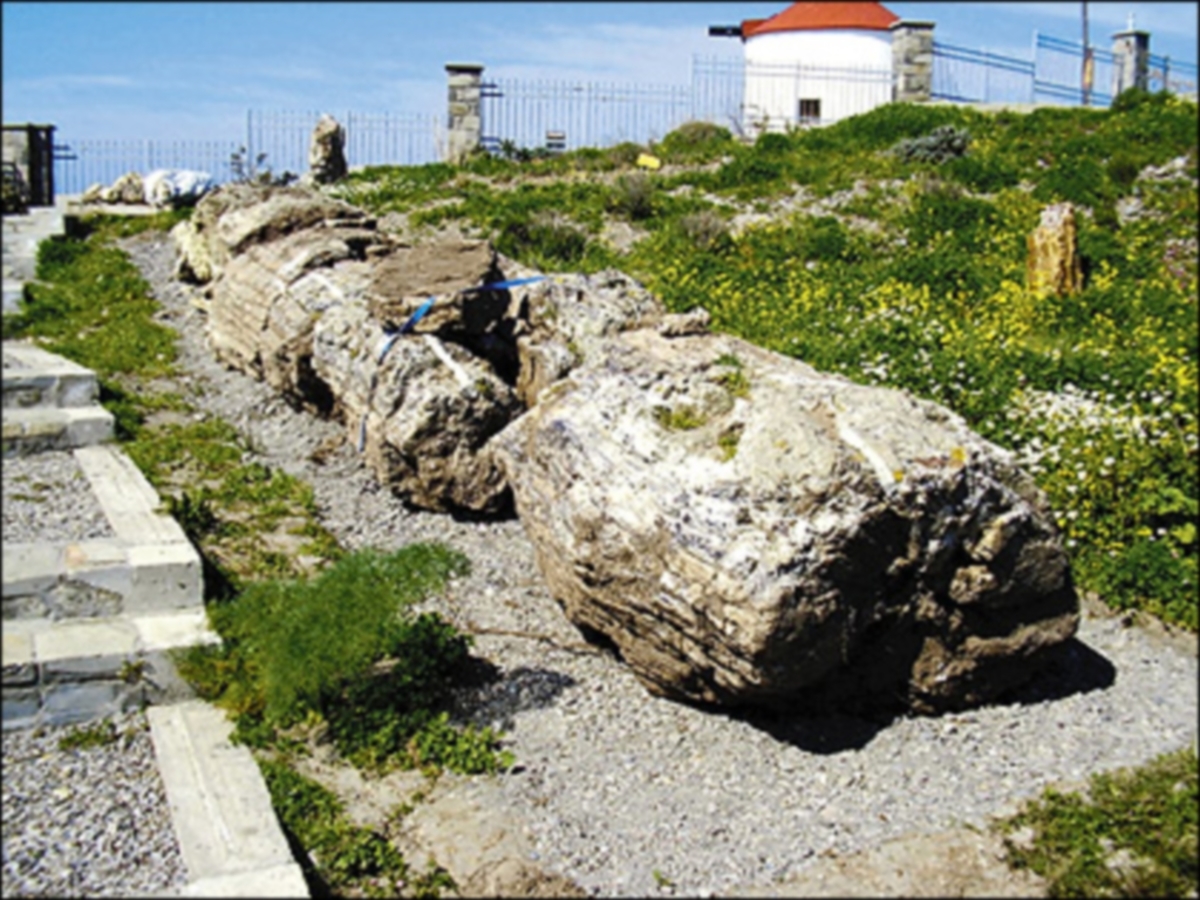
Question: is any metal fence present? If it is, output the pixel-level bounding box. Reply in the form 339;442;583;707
1034;32;1118;106
933;42;1036;104
690;56;750;134
1149;53;1199;97
245;109;439;178
53;111;439;196
480;78;694;152
54;138;242;195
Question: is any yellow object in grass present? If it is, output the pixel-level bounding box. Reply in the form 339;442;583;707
636;153;662;171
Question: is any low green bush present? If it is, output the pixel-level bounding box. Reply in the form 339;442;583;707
178;545;512;774
658;120;735;163
891;125;971;163
998;746;1198;898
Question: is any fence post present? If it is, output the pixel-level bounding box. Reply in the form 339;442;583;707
445;62;484;164
1111;28;1150;96
890;20;936;103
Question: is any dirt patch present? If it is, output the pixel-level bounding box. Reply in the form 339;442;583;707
724;827;1047;898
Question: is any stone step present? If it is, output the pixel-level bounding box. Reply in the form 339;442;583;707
3;279;24;316
1;609;220;730
3;341;102;409
147;701;310;898
2;405;115;456
3;445;202;621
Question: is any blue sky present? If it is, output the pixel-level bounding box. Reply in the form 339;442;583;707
3;2;1198;141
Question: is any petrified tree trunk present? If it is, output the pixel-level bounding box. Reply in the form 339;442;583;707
1027;202;1083;296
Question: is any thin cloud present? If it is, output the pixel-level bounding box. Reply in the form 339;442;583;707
484;21;722;85
13;73;137;91
993;3;1196;40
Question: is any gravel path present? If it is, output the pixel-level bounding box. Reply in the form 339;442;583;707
2;451;115;544
2;230;1195;898
1;711;187;898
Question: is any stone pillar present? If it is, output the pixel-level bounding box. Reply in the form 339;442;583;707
1111;30;1150;96
445;63;484;165
891;21;936;103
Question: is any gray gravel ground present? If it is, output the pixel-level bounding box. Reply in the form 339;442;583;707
2;450;116;544
2;230;1195;899
1;710;187;898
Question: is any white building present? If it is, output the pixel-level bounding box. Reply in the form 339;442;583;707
738;1;898;133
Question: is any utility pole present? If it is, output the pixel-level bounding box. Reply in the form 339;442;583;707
1081;1;1093;106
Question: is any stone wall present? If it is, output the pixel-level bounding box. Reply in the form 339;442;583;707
445;63;484;164
1111;29;1150;96
891;21;935;104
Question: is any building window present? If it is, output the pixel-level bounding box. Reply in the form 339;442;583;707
798;98;821;124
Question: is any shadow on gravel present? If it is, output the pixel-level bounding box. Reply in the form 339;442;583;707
730;709;891;754
454;665;579;731
716;639;1117;755
994;637;1117;707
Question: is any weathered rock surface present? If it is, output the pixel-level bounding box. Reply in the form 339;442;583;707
207;225;381;407
505;269;666;407
1027;202;1082;297
307;114;348;185
492;328;1079;715
214;186;370;259
365;238;504;330
172;182;371;284
312;301;519;515
104;171;145;204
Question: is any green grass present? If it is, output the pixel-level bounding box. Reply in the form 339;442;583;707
996;746;1198;898
57;720;118;751
176;545;512;775
259;756;454;897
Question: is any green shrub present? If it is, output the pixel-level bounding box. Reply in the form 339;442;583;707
944;153;1021;192
715;153;786;195
609;172;656;221
891;125;971;163
754;131;793;156
180;545;511;774
817;102;972;152
659;121;735;162
797;215;850;262
497;211;588;269
605;141;645;168
678;209;730;251
903;187;997;248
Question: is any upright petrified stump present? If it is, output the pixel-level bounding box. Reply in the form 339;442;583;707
308;114;348;185
1027;202;1083;297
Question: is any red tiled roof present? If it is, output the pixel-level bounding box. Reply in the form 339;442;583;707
742;2;899;37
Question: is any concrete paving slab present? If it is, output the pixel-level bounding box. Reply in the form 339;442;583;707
135;609;221;653
2;630;35;667
181;863;310;898
2;542;64;596
147;701;302;885
2;341;99;408
1;405;114;455
2;280;23;315
128;543;203;614
76;444;188;545
42;679;143;727
34;618;139;662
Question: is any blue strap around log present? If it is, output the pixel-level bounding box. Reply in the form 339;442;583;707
359;275;548;454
